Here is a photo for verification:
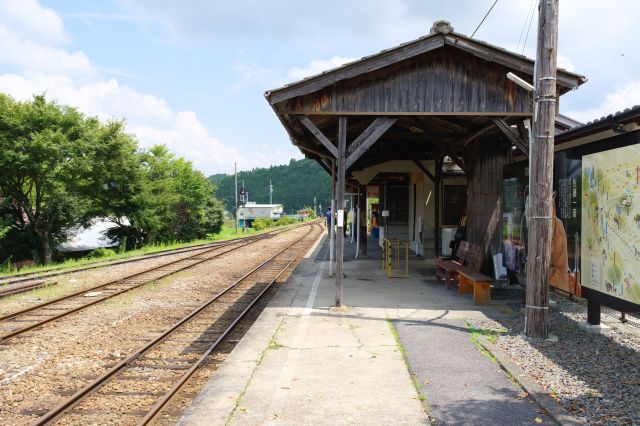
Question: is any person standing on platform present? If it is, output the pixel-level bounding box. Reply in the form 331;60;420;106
325;207;332;235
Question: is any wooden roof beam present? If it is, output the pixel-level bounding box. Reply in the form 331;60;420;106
298;116;338;158
316;159;332;175
412;160;436;183
464;123;496;146
346;117;397;169
491;117;529;157
432;140;468;173
299;144;332;159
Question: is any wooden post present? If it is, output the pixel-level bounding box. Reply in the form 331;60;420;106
435;156;443;258
335;117;347;307
525;0;559;339
360;185;368;256
329;160;335;277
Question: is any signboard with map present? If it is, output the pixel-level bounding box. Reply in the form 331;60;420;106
581;145;640;305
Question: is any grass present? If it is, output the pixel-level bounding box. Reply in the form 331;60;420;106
0;219;314;279
387;320;431;414
464;320;518;385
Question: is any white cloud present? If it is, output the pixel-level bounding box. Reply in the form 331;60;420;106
566;80;640;123
0;26;94;75
232;56;358;92
557;54;575;73
288;56;357;81
0;70;292;175
0;0;67;44
0;0;291;175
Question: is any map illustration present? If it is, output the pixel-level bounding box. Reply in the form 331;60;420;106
582;145;640;305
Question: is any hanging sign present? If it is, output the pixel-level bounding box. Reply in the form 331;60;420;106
337;210;344;227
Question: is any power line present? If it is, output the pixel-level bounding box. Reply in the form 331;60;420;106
516;0;536;53
521;0;536;55
471;0;498;38
609;81;640;114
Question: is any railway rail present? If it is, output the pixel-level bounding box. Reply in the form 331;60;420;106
33;221;321;425
0;280;58;298
0;222;313;342
0;222;308;289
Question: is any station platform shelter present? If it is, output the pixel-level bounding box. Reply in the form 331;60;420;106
262;20;584;304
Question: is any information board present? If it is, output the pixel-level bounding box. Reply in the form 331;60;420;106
581;145;640;305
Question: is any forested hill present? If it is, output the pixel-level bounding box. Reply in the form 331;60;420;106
210;159;331;214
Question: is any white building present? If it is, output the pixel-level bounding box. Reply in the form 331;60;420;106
238;202;284;223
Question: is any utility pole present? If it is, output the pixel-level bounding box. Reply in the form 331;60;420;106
525;0;559;339
269;178;273;204
234;162;238;237
313;196;317;216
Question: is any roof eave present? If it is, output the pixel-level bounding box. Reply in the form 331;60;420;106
265;30;586;105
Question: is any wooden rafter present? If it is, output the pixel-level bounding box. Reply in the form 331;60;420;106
432;140;468;173
345;117;396;169
299;144;331;159
464;123;496;146
412;160;436;183
298;116;338;158
491;117;529;157
316;159;332;175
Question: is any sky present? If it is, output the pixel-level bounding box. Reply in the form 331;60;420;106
0;0;638;176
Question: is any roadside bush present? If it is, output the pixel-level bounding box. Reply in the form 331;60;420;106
275;217;297;226
88;248;117;258
251;218;273;231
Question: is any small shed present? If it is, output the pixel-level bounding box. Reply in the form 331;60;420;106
238;202;284;223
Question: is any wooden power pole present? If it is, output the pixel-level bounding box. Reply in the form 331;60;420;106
525;0;559;338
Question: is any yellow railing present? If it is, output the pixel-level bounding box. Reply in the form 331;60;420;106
382;238;409;278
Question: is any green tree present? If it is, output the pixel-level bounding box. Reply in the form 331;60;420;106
210;158;331;214
0;94;93;264
0;94;226;263
104;145;224;246
171;157;223;240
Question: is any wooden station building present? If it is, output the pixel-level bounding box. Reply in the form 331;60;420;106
265;21;586;296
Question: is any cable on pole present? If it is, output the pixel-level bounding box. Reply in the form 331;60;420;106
471;0;498;38
517;0;536;52
521;0;536;54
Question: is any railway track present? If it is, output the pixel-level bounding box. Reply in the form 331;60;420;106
0;223;311;343
0;280;58;298
33;222;320;425
0;242;227;288
0;222;308;289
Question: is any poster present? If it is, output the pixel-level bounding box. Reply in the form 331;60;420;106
551;174;581;296
502;173;527;273
581;145;640;305
502;157;581;296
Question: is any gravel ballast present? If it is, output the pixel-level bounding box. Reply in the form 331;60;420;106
469;294;640;425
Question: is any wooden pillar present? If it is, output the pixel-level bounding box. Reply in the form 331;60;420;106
525;0;559;339
329;159;335;276
434;156;443;258
335;117;347;307
360;184;368;256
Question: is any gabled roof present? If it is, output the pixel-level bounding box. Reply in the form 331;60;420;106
265;21;586;105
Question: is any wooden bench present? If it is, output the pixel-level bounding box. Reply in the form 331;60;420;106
458;270;492;305
435;241;480;290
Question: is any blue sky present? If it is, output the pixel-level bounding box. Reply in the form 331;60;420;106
1;0;638;175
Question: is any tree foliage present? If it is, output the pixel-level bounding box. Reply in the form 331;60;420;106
0;94;224;264
211;158;331;214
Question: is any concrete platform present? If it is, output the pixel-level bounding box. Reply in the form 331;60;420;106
179;235;552;425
